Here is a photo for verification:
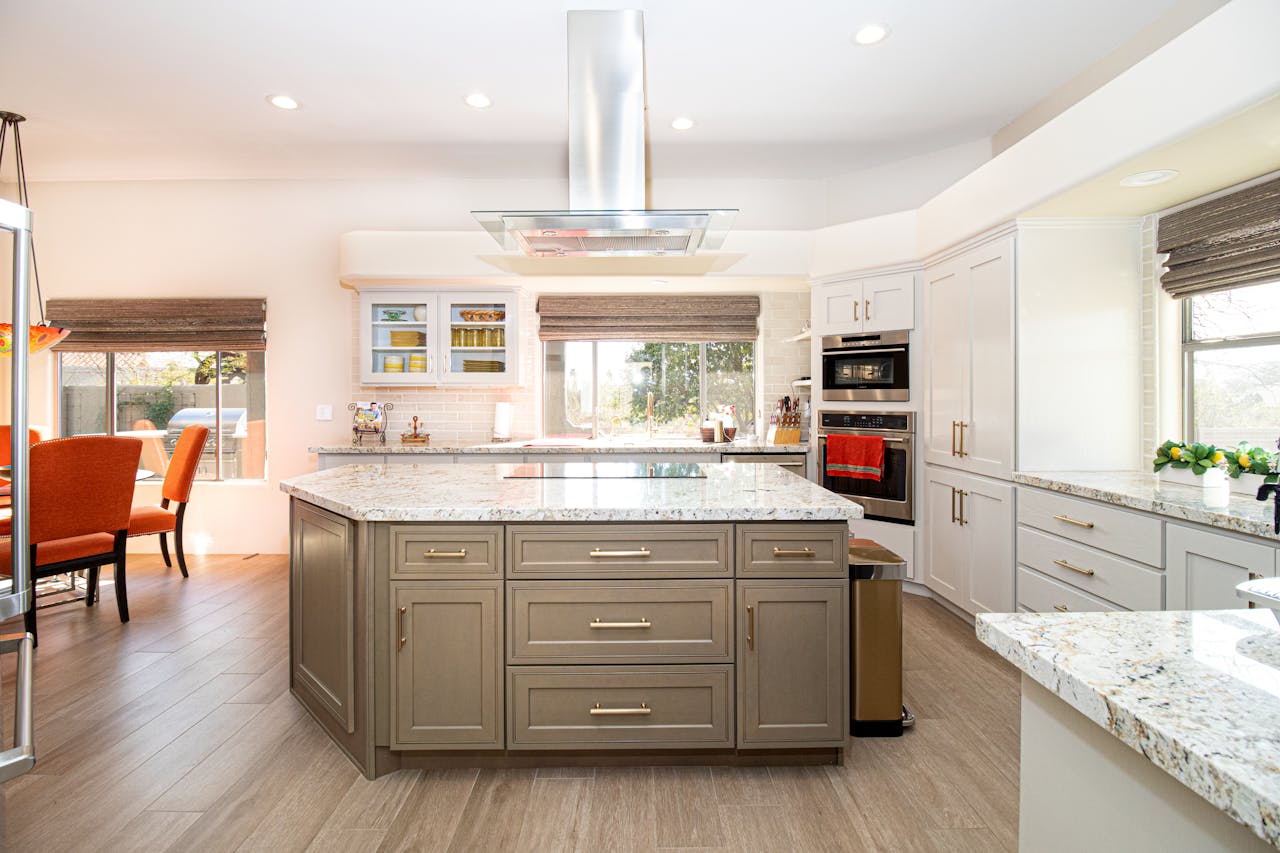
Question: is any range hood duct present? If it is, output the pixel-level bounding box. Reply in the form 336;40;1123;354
472;10;736;259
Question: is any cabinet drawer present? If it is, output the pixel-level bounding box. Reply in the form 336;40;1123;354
508;581;732;664
507;524;732;579
390;525;503;579
1017;526;1163;611
737;523;847;578
506;665;733;749
1017;488;1162;567
1016;566;1123;614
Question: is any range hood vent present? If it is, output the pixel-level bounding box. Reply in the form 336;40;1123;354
472;10;736;258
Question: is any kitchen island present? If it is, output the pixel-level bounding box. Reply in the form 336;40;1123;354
978;608;1280;852
281;461;861;778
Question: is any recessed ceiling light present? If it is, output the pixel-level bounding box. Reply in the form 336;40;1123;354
465;92;493;109
671;117;695;131
1120;169;1180;187
266;94;299;110
853;23;891;45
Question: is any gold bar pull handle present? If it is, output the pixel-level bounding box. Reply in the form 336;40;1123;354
590;703;651;716
865;298;871;322
1052;514;1095;529
853;300;859;323
589;548;652;559
1053;559;1095;577
957;421;967;457
772;547;816;558
746;604;754;651
1053;604;1069;612
424;548;467;559
951;421;958;456
397;606;407;649
950;486;958;524
958;490;968;526
589;618;652;630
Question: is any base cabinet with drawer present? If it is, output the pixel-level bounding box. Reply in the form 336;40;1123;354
1166;523;1277;611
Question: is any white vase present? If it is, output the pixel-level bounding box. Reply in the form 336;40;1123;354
1229;471;1266;497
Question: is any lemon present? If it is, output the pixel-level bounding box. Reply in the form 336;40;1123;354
1212;450;1225;464
1239;453;1252;468
1170;446;1182;459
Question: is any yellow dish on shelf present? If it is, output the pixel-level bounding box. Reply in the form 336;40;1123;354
389;330;426;347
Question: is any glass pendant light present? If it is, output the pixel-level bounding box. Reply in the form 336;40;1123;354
0;111;69;355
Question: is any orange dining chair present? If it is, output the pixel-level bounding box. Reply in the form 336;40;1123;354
131;418;170;479
0;436;142;646
128;424;209;577
0;426;41;466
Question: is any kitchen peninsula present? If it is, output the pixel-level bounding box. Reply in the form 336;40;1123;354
281;461;861;778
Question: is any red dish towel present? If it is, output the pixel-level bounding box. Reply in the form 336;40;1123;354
826;434;884;481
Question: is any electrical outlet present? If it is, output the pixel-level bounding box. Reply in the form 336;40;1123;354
315;404;333;421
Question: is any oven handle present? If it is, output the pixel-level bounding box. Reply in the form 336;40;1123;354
822;346;906;356
818;434;910;444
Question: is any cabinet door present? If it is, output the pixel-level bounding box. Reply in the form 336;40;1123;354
961;475;1015;614
924;468;967;608
963;237;1015;479
438;291;520;386
291;502;355;732
1166;523;1277;611
862;272;915;332
737;580;848;748
359;291;439;385
923;262;968;467
811;279;863;336
391;581;503;748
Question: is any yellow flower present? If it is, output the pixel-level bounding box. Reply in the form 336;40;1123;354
1170;446;1182;459
1212;450;1225;464
1239;453;1252;468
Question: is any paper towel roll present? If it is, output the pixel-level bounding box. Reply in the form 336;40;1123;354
493;401;513;441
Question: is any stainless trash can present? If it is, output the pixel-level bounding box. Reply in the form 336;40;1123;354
849;538;914;737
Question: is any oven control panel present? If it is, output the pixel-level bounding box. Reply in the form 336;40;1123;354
819;411;913;432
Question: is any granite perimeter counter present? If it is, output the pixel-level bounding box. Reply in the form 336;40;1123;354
280;461;860;778
979;608;1280;852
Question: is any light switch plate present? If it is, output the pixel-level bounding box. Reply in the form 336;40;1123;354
315;404;333;421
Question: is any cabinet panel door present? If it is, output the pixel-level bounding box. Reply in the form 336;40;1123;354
359;292;439;385
1166;523;1277;611
862;272;915;333
437;291;520;386
291;502;355;733
812;279;863;336
925;469;967;608
963;237;1015;479
737;580;848;748
391;581;503;748
962;475;1015;614
923;262;968;467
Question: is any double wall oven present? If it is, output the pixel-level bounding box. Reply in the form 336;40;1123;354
821;331;909;402
817;410;914;524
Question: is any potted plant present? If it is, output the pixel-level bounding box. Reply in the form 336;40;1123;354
1153;439;1279;495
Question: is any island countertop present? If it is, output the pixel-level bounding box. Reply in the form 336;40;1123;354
978;608;1280;848
309;437;808;455
1015;470;1278;541
280;461;861;523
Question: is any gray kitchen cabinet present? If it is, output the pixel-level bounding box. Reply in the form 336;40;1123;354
291;501;356;733
390;580;504;749
1166;523;1278;611
736;579;848;748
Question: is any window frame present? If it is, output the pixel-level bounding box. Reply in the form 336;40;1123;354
542;340;756;439
1181;296;1280;440
57;349;263;482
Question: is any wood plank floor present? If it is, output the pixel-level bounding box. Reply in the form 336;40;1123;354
0;555;1019;852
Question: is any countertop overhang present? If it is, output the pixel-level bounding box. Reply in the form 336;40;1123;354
280;461;860;523
309;438;808;455
978;608;1280;848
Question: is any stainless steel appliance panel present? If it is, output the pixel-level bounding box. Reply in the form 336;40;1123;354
821;332;909;402
817;411;914;524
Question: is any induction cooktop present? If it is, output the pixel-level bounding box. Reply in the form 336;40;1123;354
503;462;706;479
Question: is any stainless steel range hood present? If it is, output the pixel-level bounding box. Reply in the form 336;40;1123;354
472;10;736;258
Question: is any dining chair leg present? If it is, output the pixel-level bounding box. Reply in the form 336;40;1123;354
113;533;129;623
175;504;189;578
159;532;172;568
23;568;37;648
86;565;99;606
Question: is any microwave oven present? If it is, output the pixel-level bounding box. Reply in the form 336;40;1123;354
820;331;909;402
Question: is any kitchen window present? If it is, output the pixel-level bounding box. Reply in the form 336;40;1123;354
58;350;267;481
1183;279;1280;447
543;341;755;438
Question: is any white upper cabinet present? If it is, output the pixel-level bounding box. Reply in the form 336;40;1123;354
358;290;520;387
811;272;915;337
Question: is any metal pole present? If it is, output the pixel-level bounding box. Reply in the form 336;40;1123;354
2;199;31;620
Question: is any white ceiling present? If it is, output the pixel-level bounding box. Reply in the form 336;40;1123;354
1;0;1179;183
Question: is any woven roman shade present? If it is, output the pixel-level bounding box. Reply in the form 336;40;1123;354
1158;173;1280;298
537;295;760;342
45;298;267;352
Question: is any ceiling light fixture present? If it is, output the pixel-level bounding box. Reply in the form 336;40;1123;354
671;117;695;131
465;93;493;109
267;94;299;110
1119;169;1180;187
853;23;891;45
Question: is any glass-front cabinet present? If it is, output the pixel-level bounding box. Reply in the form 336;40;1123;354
358;290;518;386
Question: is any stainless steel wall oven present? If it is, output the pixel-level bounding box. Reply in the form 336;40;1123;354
817;410;914;524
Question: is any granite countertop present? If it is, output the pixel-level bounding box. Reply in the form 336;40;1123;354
280;461;858;523
978;609;1280;848
1015;470;1278;541
309;437;809;455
